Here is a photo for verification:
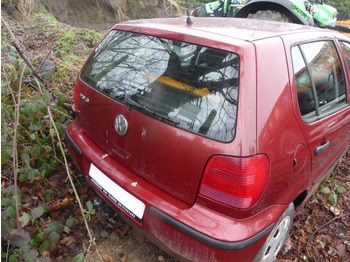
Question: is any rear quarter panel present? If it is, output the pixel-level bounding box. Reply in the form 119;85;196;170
255;36;312;209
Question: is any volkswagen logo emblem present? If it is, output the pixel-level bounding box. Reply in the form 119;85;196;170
114;115;128;136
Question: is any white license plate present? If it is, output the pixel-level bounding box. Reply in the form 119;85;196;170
88;164;145;222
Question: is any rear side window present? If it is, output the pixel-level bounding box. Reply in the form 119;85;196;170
81;30;239;142
292;41;347;120
339;41;350;69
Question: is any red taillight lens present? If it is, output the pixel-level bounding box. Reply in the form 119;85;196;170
333;12;337;19
199;155;269;209
73;82;80;114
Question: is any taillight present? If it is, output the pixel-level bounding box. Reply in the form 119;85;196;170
199;154;269;209
333;12;337;19
73;82;80;115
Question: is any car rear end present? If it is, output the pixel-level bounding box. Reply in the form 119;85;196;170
66;17;291;261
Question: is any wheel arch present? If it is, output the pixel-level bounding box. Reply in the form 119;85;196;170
235;0;314;26
292;189;308;211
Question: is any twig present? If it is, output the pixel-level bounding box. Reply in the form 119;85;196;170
47;108;102;260
12;65;27;223
306;214;347;248
37;48;53;73
1;68;16;105
2;16;102;261
1;17;43;82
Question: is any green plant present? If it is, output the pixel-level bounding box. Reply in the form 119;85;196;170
320;183;346;206
1;12;104;261
1;33;72;262
83;200;96;221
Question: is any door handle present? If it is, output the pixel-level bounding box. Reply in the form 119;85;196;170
315;141;330;155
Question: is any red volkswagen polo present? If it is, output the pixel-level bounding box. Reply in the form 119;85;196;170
66;17;350;261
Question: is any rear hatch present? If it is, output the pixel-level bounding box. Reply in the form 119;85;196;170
77;29;240;205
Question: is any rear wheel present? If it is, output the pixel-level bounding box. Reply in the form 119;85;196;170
247;10;292;23
253;203;294;262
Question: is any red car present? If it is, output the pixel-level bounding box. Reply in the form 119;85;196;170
66;17;350;261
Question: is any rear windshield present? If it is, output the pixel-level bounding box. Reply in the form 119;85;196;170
80;30;239;142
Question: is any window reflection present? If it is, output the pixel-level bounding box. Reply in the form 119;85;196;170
81;31;240;142
292;41;346;119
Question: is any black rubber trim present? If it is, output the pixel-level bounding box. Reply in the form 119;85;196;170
313;142;350;185
150;206;274;251
65;129;82;156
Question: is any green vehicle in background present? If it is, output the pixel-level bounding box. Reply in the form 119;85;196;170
191;0;338;28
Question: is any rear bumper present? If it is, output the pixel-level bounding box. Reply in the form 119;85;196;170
66;120;287;261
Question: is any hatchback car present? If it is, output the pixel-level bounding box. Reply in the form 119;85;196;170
66;17;350;261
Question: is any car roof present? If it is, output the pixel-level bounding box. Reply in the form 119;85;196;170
113;17;341;42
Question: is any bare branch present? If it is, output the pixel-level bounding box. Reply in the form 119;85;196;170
13;65;27;223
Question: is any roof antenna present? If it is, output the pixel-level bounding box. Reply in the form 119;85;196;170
187;9;193;25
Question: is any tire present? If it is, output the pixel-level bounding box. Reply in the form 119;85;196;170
192;5;207;17
253;203;295;262
247;10;292;23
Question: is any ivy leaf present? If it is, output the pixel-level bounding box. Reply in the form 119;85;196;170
19;212;31;227
31;206;46;219
329;193;338;206
10;46;18;55
1;198;11;207
19;174;27;182
72;253;84;262
5;206;16;219
66;217;76;227
320;187;331;194
39;239;52;254
87;201;93;212
10;229;30;249
1;45;8;53
57;92;66;105
48;231;60;243
1;81;11;88
22;250;40;262
29;125;40;131
28;169;39;181
9;254;17;262
335;185;346;194
18;62;31;75
1;150;11;165
1;220;16;240
54;121;63;132
64;226;70;234
6;54;16;62
20;152;30;164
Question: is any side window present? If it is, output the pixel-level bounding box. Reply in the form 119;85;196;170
292;47;316;116
292;41;347;120
339;41;350;70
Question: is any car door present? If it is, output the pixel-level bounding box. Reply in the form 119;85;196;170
289;39;350;184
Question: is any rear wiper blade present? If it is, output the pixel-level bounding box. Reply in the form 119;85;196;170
125;95;180;126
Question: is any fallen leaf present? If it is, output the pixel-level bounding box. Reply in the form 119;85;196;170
330;206;341;216
336;244;347;257
59;236;75;246
101;252;115;262
48;197;73;212
41;251;51;257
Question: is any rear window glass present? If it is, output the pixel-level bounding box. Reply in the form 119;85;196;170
81;30;239;142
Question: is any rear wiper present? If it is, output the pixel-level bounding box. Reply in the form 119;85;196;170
125;95;180;126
